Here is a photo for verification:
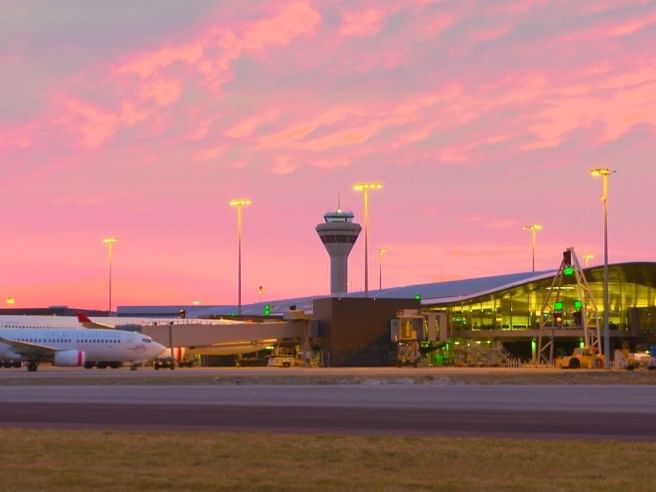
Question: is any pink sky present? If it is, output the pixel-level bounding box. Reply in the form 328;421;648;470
1;0;656;309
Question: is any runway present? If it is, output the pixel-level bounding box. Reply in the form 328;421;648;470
1;384;655;439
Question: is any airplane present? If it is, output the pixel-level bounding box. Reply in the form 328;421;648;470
0;325;166;372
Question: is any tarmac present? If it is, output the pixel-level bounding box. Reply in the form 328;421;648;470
1;367;655;439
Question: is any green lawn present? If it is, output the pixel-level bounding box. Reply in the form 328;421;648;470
1;429;655;491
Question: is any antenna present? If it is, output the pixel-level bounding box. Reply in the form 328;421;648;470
337;193;341;211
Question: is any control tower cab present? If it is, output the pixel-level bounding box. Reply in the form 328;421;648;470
316;209;362;295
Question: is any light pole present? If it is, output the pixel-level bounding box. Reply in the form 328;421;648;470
102;237;118;314
591;168;615;368
522;224;543;272
353;182;383;297
377;248;387;290
229;199;251;315
582;254;594;267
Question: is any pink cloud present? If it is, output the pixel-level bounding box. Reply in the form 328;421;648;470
468;23;514;42
56;98;119;149
241;2;321;51
225;111;279;138
560;10;656;44
527;76;656;147
258;122;318;148
339;8;386;37
2;1;656;307
0;126;32;149
301;125;379;151
115;42;205;78
140;79;182;106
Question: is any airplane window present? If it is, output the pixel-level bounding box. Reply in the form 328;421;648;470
141;338;152;343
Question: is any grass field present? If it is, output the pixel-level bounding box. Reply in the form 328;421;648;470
2;429;655;491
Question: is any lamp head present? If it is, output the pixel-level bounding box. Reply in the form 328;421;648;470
590;168;614;177
102;237;119;245
229;198;252;207
353;182;383;192
522;224;543;231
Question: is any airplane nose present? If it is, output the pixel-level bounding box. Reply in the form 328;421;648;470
152;342;167;357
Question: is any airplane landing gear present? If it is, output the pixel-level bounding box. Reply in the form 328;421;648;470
27;361;38;372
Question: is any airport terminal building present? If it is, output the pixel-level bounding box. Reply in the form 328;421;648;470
109;208;656;366
422;262;656;335
116;261;656;366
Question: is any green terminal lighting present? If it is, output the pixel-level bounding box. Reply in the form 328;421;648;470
554;301;564;312
415;294;422;301
574;299;583;310
263;304;271;316
564;266;575;277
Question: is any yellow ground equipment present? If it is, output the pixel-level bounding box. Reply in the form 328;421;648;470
556;346;604;369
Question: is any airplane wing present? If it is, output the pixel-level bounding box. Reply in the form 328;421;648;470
0;336;57;357
77;313;115;329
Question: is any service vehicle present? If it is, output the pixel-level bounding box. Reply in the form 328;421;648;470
556;346;604;369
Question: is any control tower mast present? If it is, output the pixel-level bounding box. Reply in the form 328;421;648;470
316;207;362;295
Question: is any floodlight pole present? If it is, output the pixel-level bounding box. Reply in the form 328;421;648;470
522;224;542;273
102;237;118;314
591;168;614;368
353;183;382;297
377;248;387;290
602;177;610;367
230;199;252;315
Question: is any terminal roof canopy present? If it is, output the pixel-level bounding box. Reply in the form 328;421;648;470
117;262;656;316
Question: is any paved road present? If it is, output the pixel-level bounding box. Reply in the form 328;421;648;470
1;384;655;439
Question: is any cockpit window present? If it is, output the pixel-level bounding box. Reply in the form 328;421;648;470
142;338;152;343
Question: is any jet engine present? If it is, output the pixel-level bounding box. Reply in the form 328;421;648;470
53;350;86;367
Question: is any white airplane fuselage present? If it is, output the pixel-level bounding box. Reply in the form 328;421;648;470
0;326;166;368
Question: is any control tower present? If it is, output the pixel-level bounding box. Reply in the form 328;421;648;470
316;209;362;295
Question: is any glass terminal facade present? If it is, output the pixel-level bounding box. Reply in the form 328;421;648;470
423;263;656;339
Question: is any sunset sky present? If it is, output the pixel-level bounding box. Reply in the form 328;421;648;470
1;0;655;309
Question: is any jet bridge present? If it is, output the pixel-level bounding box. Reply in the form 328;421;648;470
140;318;309;363
141;319;305;346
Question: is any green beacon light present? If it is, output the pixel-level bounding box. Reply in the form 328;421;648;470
564;266;575;277
574;299;583;310
415;294;422;301
554;301;564;312
263;304;271;316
